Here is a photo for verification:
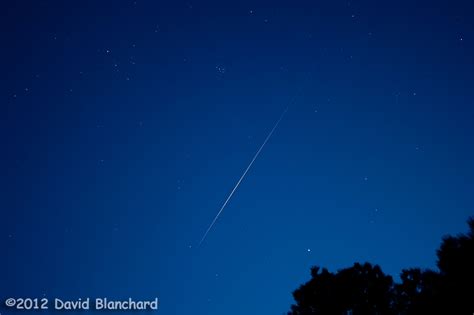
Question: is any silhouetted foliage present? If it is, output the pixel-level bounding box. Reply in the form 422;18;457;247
290;263;394;315
288;217;474;315
435;217;474;314
392;268;441;315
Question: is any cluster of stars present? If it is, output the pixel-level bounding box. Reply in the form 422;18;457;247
177;179;184;191
215;65;226;74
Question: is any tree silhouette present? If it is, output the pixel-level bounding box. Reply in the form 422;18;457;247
392;268;440;315
435;217;474;314
289;263;394;315
288;217;474;315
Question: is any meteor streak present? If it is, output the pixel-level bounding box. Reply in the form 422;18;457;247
198;106;289;246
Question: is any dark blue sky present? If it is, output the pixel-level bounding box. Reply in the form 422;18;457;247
2;1;474;314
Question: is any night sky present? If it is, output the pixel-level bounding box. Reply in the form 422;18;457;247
2;1;474;314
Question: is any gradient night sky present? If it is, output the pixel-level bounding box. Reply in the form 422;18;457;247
2;1;474;314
